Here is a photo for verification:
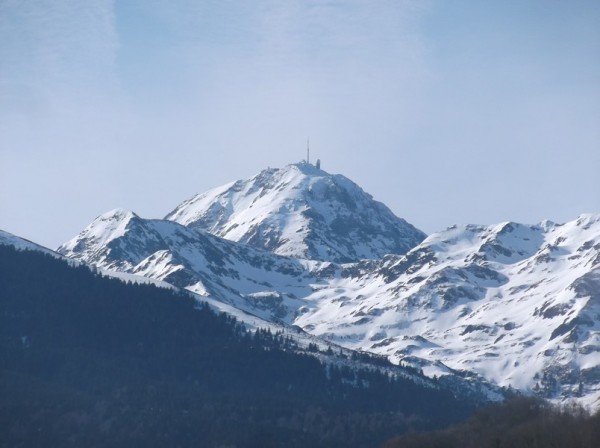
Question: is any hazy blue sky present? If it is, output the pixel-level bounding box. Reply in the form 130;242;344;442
1;0;599;249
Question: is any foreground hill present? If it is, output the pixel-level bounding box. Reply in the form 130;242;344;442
0;243;474;447
384;396;600;448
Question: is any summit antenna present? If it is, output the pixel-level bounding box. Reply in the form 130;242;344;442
306;139;310;165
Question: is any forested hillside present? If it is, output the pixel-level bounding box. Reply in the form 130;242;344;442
384;396;600;448
0;245;472;447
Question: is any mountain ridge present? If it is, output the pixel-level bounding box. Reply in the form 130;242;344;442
50;163;600;410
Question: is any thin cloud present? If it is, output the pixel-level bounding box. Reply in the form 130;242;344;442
1;0;598;249
0;0;119;114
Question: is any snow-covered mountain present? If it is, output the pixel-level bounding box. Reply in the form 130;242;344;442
165;163;426;263
56;208;503;401
58;208;320;320
57;164;600;410
293;215;600;409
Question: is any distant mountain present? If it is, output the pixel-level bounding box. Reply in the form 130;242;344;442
292;214;600;409
57;208;321;321
56;164;600;410
165;163;426;263
0;242;474;447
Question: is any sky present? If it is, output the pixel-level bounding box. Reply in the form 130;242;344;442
1;0;599;249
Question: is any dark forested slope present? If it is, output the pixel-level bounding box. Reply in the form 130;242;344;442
0;245;473;448
384;396;600;448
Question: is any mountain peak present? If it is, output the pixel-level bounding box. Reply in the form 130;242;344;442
286;161;327;175
57;208;158;269
66;208;139;248
101;207;138;221
165;164;425;262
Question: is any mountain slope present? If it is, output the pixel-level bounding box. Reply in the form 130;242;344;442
165;163;426;263
57;208;324;322
293;214;600;409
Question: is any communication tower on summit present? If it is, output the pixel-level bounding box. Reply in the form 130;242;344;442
304;139;320;169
